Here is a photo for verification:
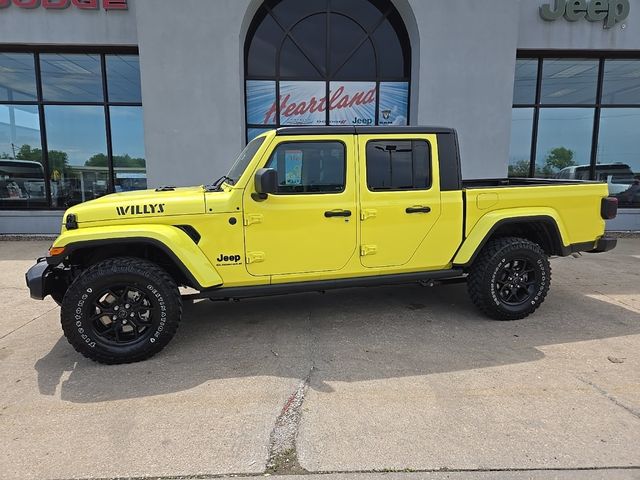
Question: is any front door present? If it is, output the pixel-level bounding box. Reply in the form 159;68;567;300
243;136;357;276
358;134;441;268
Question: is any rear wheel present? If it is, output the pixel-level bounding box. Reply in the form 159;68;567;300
467;237;551;320
61;257;182;364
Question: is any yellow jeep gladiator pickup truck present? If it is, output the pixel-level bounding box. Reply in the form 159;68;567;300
26;126;618;364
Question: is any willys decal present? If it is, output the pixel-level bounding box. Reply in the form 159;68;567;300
116;204;166;216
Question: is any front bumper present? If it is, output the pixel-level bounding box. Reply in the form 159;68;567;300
25;258;54;300
590;236;617;253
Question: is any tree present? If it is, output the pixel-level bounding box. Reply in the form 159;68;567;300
508;159;530;177
544;147;575;175
13;144;69;173
85;153;145;168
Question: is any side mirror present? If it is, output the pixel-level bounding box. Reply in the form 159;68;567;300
254;168;278;200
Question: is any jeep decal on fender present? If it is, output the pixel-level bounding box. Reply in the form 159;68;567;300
116;204;166;216
216;253;242;266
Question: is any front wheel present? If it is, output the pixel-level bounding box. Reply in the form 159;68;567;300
61;257;182;364
467;237;551;320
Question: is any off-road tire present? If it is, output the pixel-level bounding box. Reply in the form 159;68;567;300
467;236;551;321
61;257;182;364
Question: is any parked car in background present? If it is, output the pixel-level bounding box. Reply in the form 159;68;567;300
556;163;640;206
0;159;46;207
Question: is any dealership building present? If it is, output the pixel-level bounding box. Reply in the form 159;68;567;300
0;0;639;233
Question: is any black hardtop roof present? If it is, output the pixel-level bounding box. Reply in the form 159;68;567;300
275;126;456;136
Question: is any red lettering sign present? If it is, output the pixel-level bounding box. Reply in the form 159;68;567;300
43;0;70;8
13;0;40;8
72;0;98;9
103;0;126;9
264;85;376;124
0;0;126;9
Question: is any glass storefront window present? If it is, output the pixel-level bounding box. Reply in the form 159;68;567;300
329;81;376;126
597;108;640;207
511;55;640;207
45;106;108;208
247;127;272;142
0;105;46;208
513;59;538;105
106;55;142;103
40;53;103;103
508;108;534;177
0;53;37;102
540;59;599;105
535;108;594;178
0;50;144;210
110;107;147;192
244;0;411;138
246;80;277;126
602;60;640;105
378;82;409;126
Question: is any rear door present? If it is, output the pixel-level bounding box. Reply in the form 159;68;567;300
243;135;358;276
358;134;441;268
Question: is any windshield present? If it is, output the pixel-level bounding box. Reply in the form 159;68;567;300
226;136;266;184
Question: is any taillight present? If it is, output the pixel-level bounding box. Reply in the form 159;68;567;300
601;197;618;220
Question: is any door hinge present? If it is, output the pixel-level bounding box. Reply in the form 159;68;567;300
360;245;377;256
243;214;263;226
361;209;377;221
246;251;266;264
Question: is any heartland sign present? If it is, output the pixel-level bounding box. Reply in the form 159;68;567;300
264;85;377;125
0;0;127;10
540;0;630;28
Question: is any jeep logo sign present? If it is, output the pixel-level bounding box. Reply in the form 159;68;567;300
540;0;630;28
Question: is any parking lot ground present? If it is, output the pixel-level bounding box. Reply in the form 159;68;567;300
0;239;639;480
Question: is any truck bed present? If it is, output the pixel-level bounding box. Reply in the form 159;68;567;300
462;177;600;189
460;178;609;250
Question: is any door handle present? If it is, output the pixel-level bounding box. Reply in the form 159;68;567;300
405;206;431;214
324;209;352;218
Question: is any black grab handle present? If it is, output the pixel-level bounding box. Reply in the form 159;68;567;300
405;206;431;214
324;210;352;218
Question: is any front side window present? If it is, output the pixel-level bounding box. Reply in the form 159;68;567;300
227;135;266;184
366;140;430;191
265;141;345;194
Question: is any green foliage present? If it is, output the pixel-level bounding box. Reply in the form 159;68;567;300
85;153;145;168
545;147;576;171
12;144;69;173
510;147;577;178
508;159;530;177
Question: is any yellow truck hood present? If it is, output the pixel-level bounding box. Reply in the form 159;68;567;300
65;186;206;225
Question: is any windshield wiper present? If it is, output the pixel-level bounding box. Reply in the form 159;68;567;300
205;175;235;191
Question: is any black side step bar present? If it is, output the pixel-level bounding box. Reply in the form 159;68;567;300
188;269;465;301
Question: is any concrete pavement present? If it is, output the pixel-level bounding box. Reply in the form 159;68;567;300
0;239;639;479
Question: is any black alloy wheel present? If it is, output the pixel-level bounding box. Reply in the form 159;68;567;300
467;236;551;320
61;257;182;364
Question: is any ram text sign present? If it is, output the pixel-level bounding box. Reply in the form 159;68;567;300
540;0;630;28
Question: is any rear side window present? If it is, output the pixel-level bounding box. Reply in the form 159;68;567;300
265;141;345;194
366;140;431;191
